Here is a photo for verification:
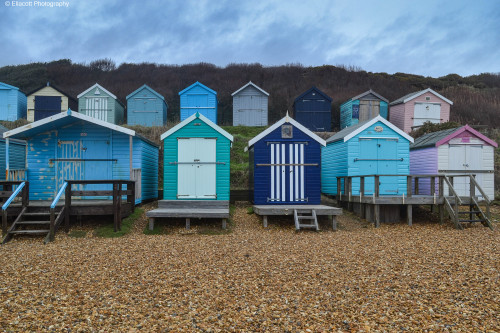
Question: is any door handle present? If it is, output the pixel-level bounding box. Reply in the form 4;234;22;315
194;159;200;162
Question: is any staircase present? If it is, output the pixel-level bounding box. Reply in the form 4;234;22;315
444;197;494;230
294;209;319;231
1;205;65;244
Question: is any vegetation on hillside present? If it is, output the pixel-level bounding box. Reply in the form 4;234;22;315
1;59;499;129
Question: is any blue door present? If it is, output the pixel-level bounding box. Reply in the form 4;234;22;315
35;96;61;120
82;139;112;198
56;140;84;197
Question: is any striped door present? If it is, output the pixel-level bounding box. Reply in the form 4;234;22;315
269;143;307;203
86;97;108;122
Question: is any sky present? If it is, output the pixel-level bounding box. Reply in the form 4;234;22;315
0;0;499;77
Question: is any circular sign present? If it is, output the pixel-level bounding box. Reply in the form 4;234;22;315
374;126;383;132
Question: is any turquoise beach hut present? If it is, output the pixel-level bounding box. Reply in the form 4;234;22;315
179;82;217;123
126;84;168;127
340;89;388;129
322;115;414;196
161;112;232;200
0;82;27;121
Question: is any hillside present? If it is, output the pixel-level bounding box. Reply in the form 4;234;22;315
1;59;499;129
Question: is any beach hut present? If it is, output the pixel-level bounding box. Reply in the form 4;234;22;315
3;110;159;204
161;112;232;200
231;81;269;126
293;87;332;132
78;83;125;124
322;115;414;197
248;114;325;204
340;89;388;129
26;82;77;122
126;84;168;127
410;125;497;200
0;82;27;121
389;88;453;133
179;82;217;123
0;125;26;181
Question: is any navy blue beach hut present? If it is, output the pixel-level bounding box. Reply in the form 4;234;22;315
248;114;326;205
3;110;159;204
179;82;217;123
293;87;332;132
322;115;414;197
126;84;168;127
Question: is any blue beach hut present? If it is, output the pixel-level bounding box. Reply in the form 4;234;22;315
340;89;389;129
0;125;26;181
322;115;414;196
247;113;326;205
126;84;168;127
3;110;159;203
0;82;27;121
293;87;332;132
179;82;217;123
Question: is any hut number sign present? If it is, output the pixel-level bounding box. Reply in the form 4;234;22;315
282;125;293;138
374;126;383;132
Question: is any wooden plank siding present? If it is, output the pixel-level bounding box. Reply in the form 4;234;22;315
126;85;167;127
0;83;27;121
232;84;268;126
0;140;26;181
179;82;217;123
163;116;231;200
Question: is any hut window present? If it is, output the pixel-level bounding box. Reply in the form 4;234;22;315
425;96;431;101
282;125;293;138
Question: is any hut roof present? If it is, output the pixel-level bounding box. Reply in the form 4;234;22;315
160;112;233;142
390;88;453;106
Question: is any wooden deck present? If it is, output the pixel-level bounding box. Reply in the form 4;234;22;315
146;200;230;230
253;205;342;230
5;200;134;216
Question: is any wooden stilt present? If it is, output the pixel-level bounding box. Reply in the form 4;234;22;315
374;205;380;228
186;218;190;229
407;204;412;226
439;204;444;224
263;215;268;228
149;218;155;231
222;219;227;230
331;215;337;231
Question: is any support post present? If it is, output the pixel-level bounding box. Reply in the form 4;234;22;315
2;210;7;236
448;176;454;196
113;183;118;232
22;182;29;207
49;207;55;242
263;215;268;228
470;175;475;221
186;218;190;229
65;182;71;232
149;218;154;231
331;215;337;231
439;204;444;225
430;176;436;196
5;138;9;181
336;178;342;207
406;176;412;198
407;205;412;226
414;177;419;195
347;177;352;211
222;219;227;230
117;183;122;231
374;204;380;228
360;177;365;219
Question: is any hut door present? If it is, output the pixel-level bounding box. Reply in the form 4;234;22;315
56;140;83;197
359;100;380;122
414;103;441;127
82;139;112;196
177;138;216;199
449;145;483;197
86;97;108;122
269;143;306;203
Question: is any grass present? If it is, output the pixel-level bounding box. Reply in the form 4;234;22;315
68;230;88;238
143;221;167;235
95;208;144;238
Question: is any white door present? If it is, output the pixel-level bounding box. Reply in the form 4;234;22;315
414;103;441;127
177;138;216;199
448;145;483;197
86;97;107;122
269;143;306;203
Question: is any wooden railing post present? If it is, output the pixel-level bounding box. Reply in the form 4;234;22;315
2;210;7;236
406;176;412;197
65;182;71;233
49;207;55;242
414;177;419;195
22;182;29;207
439;176;444;224
448;176;454;196
430;176;436;196
336;177;342;207
113;183;118;232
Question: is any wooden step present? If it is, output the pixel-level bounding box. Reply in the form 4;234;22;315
298;224;318;228
10;230;50;235
297;216;315;220
16;221;51;225
23;212;51;217
459;219;484;223
458;211;481;214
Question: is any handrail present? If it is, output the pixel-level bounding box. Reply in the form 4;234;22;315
2;182;25;210
51;182;68;209
469;175;490;203
442;176;462;205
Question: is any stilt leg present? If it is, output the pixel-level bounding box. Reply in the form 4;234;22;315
186;218;190;230
374;205;380;228
222;219;227;230
263;216;268;228
149;218;155;231
407;205;412;226
331;215;337;231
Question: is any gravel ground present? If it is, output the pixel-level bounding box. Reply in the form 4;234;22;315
0;204;498;332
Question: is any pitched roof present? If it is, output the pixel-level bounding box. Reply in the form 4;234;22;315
0;82;20;91
126;84;167;106
3;109;158;147
293;86;332;103
409;127;459;150
231;81;269;96
26;82;77;103
350;89;388;103
77;83;116;99
326;115;414;144
390;88;453;106
248;112;326;147
178;81;217;95
411;125;498;150
160;112;233;142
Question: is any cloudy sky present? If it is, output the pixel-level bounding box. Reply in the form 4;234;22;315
1;0;498;77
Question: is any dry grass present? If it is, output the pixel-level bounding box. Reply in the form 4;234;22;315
0;204;498;332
